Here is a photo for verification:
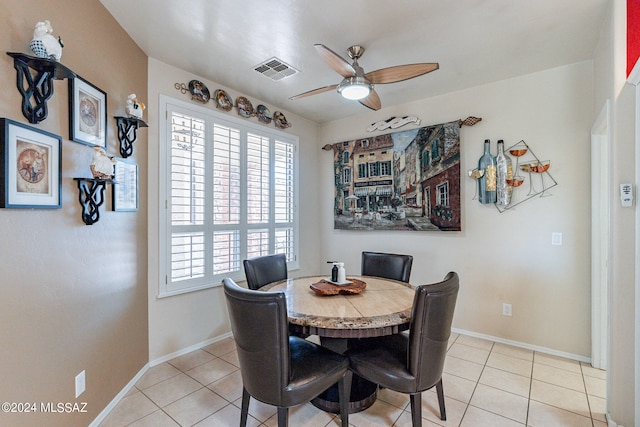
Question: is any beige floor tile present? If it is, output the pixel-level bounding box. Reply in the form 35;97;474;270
235;395;277;423
527;400;593;427
491;343;534;361
440;372;477;404
376;387;410;410
530;380;590;418
207;370;244;402
588;393;607;423
447;342;490;365
128;409;180;427
584;375;606;398
479;366;531;397
393;410;443;427
460;405;526;427
261;402;337;427
163;387;228;425
420;389;467;426
219;349;240;367
532;363;585;392
195;403;262;427
185;357;239;386
142;373;203;408
168;349;216;372
443;355;484;382
99;390;159;427
348;399;405;427
455;335;494;351
469;383;528;423
202;337;237;357
580;362;607;380
534;352;581;373
136;362;182;390
486;352;533;377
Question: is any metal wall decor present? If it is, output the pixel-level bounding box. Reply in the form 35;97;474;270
367;116;421;132
174;80;291;128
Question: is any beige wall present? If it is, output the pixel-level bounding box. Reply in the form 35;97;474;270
0;1;148;426
594;1;637;425
319;61;594;358
146;58;321;361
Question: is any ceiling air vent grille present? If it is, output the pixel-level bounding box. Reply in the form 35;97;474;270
254;57;298;81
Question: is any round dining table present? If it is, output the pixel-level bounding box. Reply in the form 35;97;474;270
260;275;415;413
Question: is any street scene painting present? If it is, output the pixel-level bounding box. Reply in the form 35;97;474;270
332;120;461;231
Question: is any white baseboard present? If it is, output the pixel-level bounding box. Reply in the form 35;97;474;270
149;332;234;367
88;362;150;427
89;332;234;426
452;328;591;364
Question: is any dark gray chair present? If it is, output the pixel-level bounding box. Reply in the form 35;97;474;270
222;278;352;427
348;272;459;426
243;253;287;290
361;251;413;283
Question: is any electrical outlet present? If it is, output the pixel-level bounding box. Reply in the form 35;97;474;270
75;371;85;398
502;303;512;317
551;232;562;246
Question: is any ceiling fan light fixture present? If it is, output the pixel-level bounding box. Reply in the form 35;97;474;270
338;76;372;100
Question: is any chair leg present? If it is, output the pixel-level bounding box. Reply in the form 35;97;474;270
240;388;250;427
277;407;288;427
409;392;422;427
338;370;353;427
436;378;447;421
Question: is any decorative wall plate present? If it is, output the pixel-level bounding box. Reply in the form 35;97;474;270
188;80;210;103
273;111;291;129
214;89;233;111
256;104;272;124
235;96;254;118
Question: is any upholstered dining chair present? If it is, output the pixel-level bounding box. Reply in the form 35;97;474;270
361;251;413;283
347;272;459;426
222;278;352;427
243;253;287;290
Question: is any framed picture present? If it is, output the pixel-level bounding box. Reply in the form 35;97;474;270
69;76;107;148
0;118;62;208
112;158;138;211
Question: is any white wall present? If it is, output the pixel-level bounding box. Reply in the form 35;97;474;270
146;58;321;360
593;1;637;425
319;61;594;358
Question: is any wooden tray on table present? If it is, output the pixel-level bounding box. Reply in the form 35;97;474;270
310;278;366;296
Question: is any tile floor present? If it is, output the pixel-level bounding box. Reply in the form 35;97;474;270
99;333;607;426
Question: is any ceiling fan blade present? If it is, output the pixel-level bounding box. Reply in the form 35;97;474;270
365;63;439;84
314;44;356;78
289;84;338;100
359;89;381;111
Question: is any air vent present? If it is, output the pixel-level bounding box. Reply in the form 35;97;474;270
254;57;299;81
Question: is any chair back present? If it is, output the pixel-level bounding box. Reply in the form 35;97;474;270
361;251;413;282
408;272;459;391
223;278;290;402
243;253;288;290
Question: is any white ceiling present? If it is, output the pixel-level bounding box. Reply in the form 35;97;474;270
99;0;607;124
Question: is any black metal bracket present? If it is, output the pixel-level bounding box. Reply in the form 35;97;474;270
115;116;148;158
7;52;76;124
73;178;112;225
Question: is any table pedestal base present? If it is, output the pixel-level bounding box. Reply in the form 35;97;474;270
311;375;377;414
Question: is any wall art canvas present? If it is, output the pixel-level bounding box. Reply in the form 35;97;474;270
332;120;461;231
69;76;107;148
0;118;62;208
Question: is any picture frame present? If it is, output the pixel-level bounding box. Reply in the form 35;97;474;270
0;118;62;208
112;158;138;211
69;76;107;148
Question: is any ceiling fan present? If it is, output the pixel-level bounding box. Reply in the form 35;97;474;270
289;44;439;110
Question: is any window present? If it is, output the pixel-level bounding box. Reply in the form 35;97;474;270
368;162;379;177
343;167;351;184
342;151;349;164
358;163;368;179
380;161;391;176
437;182;449;206
160;96;298;296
